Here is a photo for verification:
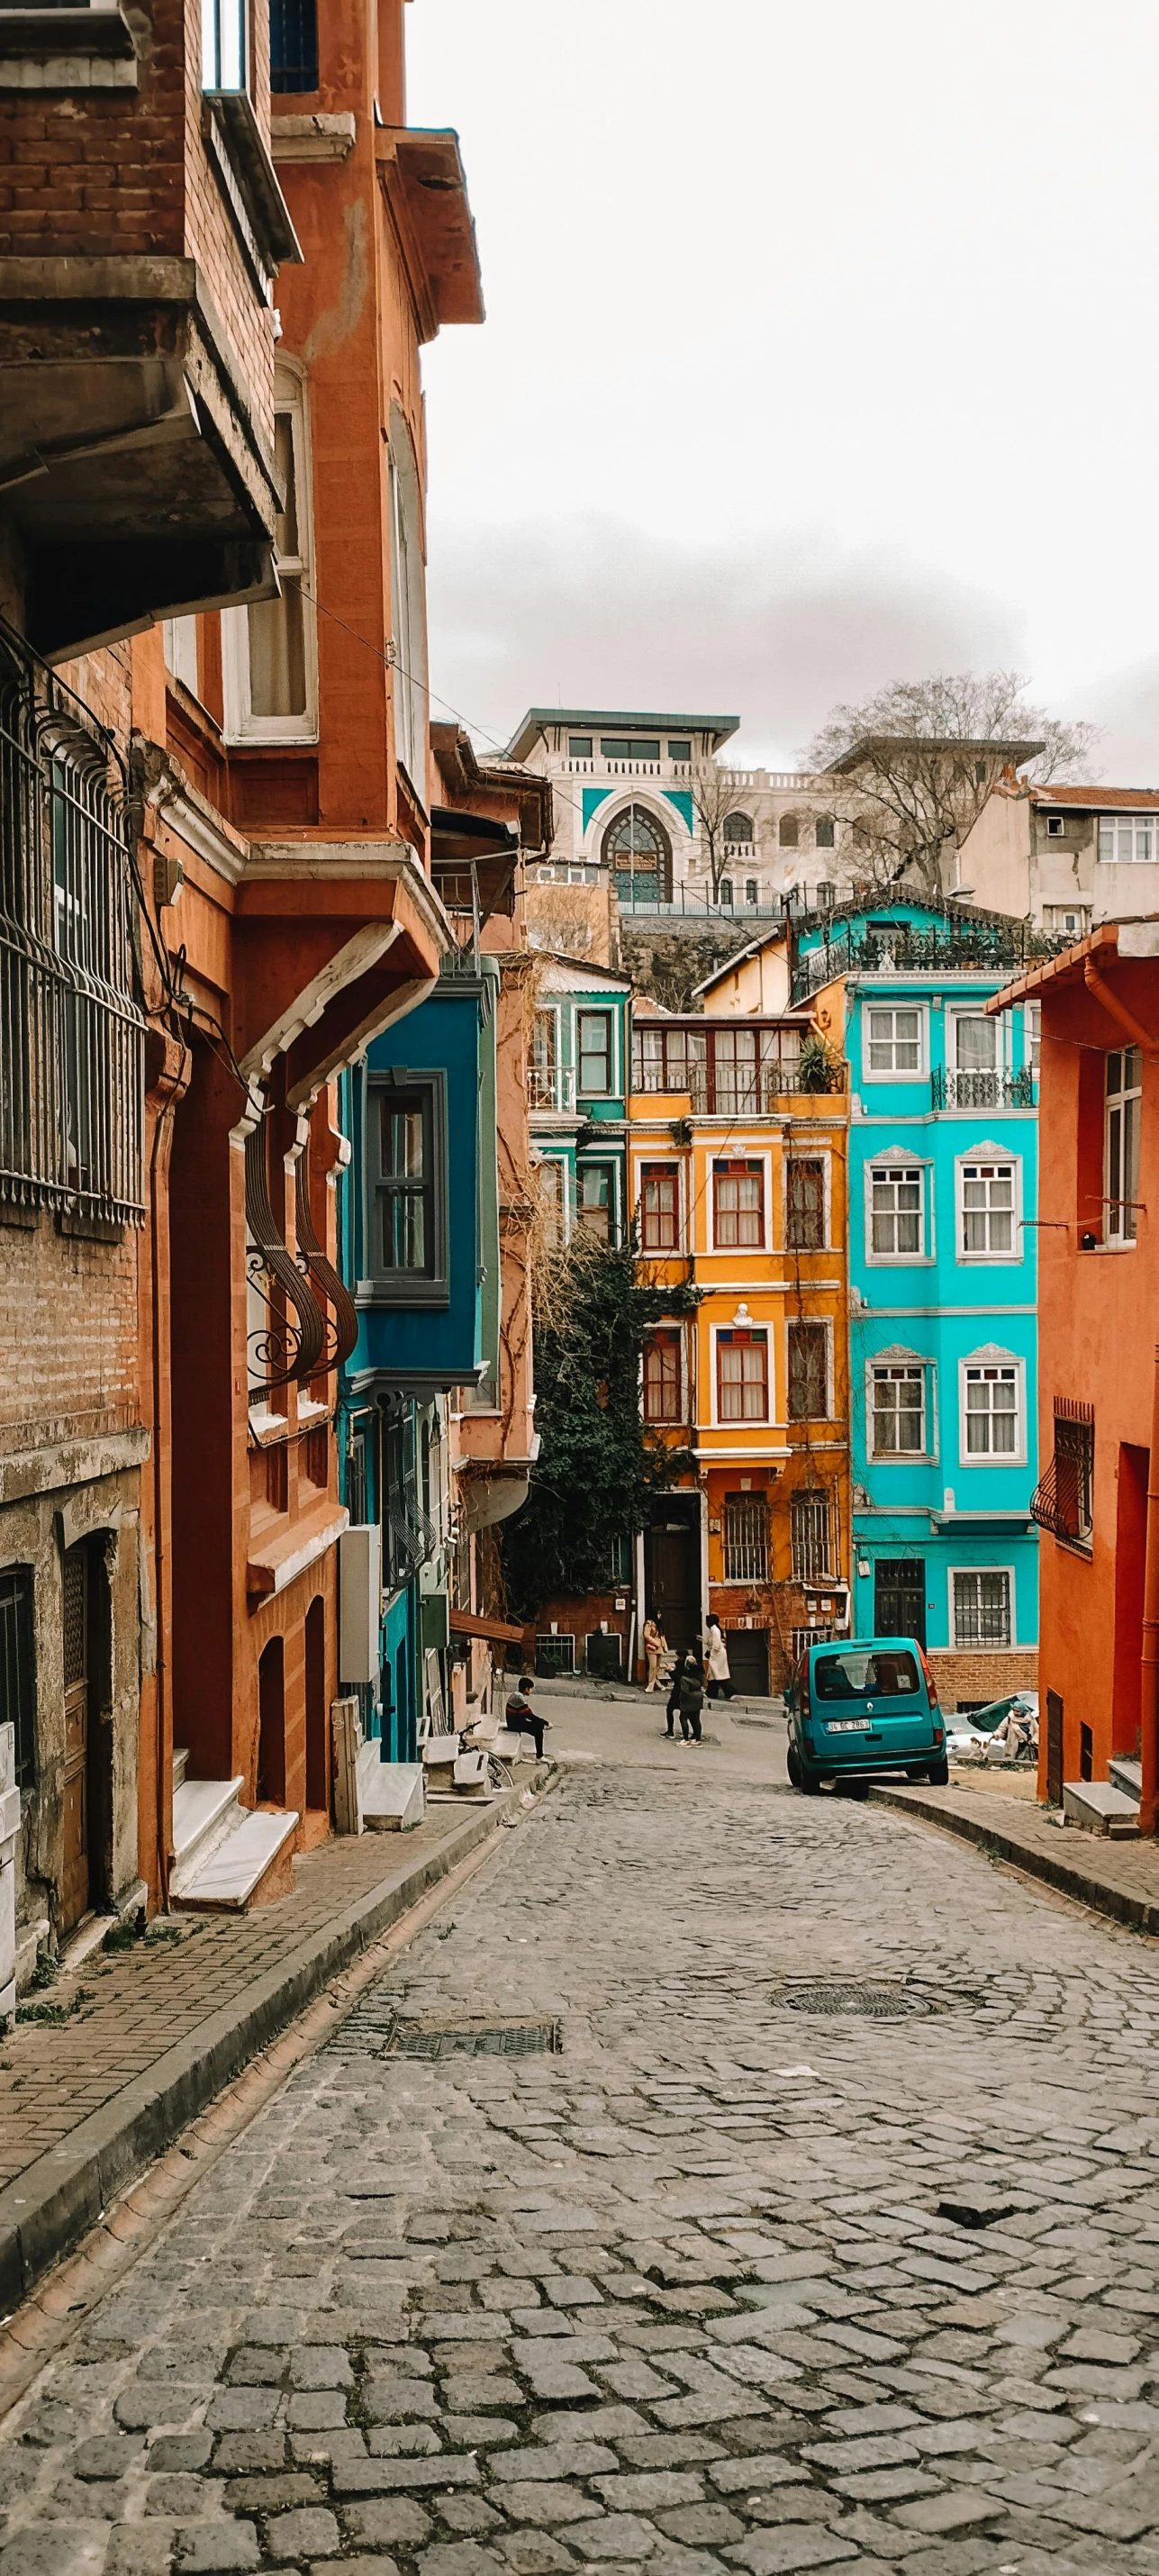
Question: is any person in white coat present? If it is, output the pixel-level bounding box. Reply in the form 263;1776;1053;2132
704;1618;733;1701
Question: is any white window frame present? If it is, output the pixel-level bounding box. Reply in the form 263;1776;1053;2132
949;1565;1016;1650
574;1002;620;1099
958;1350;1025;1467
711;1323;771;1428
955;1148;1021;1264
1045;814;1065;838
867;1356;936;1463
1105;1046;1143;1247
1098;814;1159;866
388;401;429;793
575;1154;620;1245
862;1001;928;1084
783;1147;832;1254
163;615;200;697
637;1156;684;1256
222;359;318;746
711;1150;772;1255
785;1316;832;1425
1023;1002;1041;1076
535;1153;570;1246
865;1156;929;1265
1045;904;1091;939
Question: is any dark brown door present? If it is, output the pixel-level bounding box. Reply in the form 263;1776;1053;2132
258;1637;286;1806
727;1628;769;1695
1046;1688;1064;1806
61;1542;89;1931
647;1526;701;1651
304;1597;328;1812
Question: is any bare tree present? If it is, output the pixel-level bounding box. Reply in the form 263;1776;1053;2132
687;757;750;902
808;671;1098;907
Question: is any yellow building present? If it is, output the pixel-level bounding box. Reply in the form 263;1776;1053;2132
629;937;851;1694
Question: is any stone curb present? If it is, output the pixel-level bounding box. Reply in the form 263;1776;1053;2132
0;1777;548;2317
867;1782;1159;1938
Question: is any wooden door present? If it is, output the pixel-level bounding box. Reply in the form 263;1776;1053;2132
647;1525;700;1651
61;1542;89;1930
1046;1689;1064;1806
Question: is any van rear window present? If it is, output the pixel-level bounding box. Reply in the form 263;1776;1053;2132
814;1650;920;1700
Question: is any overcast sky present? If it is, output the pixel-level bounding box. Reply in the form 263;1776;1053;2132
408;0;1159;781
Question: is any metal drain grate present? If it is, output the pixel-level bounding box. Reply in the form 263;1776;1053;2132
775;1982;938;2019
388;2016;562;2060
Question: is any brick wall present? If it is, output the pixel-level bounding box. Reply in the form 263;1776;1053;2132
928;1649;1038;1711
0;1211;141;1455
0;0;274;418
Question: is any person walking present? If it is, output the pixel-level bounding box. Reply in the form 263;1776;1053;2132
642;1615;666;1692
704;1618;733;1701
665;1648;686;1738
504;1674;550;1761
676;1646;705;1745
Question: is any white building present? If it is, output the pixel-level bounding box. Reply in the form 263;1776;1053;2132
505;708;856;928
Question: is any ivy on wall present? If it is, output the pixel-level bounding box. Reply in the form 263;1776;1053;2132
501;1237;699;1619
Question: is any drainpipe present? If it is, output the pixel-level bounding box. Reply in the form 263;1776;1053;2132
1140;1342;1159;1837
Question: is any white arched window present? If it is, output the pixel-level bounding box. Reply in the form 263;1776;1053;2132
222;359;318;743
388;404;429;790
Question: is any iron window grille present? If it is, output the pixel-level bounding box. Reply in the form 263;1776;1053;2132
724;1493;768;1583
0;1565;35;1791
270;0;318;90
953;1568;1011;1647
537;1633;575;1677
1031;1398;1093;1550
0;621;145;1228
791;1489;834;1584
787;1320;828;1421
792;1624;835;1663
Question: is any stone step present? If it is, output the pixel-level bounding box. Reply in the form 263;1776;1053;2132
1063;1778;1141;1838
357;1744;425;1833
1109;1753;1143;1801
172;1746;189;1792
174;1807;299;1912
170;1774;245;1886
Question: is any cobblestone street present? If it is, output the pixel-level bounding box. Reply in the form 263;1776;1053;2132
2;1742;1159;2576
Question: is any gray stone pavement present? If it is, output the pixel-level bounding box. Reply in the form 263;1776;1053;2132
2;1710;1159;2575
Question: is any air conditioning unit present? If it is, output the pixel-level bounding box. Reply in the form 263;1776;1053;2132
340;1523;381;1685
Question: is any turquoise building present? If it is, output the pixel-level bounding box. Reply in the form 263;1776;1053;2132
800;903;1045;1707
528;954;632;1245
336;948;501;1757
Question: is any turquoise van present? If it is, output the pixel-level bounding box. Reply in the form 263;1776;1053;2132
786;1636;947;1794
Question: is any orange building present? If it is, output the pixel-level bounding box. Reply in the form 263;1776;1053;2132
991;921;1159;1830
629;941;852;1695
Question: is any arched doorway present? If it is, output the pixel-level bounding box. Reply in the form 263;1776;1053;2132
257;1637;285;1805
304;1596;328;1814
601;804;672;904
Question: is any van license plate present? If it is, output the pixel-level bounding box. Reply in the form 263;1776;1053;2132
827;1719;871;1732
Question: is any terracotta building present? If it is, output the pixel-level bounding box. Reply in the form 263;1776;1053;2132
0;0;487;1946
991;921;1159;1832
628;933;852;1695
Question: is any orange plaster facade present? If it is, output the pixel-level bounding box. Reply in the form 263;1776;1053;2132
992;923;1159;1818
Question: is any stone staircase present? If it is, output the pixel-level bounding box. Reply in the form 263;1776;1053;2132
1063;1759;1141;1839
170;1746;299;1910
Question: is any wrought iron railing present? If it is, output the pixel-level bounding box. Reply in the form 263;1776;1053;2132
528;1064;575;1111
931;1066;1036;1111
793;916;1059;1002
1031;1401;1093;1549
245;1120;326;1394
0;621;145;1225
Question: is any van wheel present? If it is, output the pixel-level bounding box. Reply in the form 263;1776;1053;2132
927;1757;950;1787
786;1744;801;1788
798;1762;821;1796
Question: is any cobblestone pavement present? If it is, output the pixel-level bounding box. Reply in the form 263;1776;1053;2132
3;1758;1159;2576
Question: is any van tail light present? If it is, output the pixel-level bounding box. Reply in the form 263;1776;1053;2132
919;1648;939;1707
933;1726;944;1746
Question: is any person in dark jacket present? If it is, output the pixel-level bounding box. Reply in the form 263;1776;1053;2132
665;1648;688;1737
505;1675;549;1761
676;1646;705;1745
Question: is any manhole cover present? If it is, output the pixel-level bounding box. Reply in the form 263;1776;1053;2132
775;1982;937;2018
388;2016;562;2059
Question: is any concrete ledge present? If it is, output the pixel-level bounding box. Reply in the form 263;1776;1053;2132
0;1777;548;2315
867;1782;1159;1939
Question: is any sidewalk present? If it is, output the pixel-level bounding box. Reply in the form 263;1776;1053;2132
869;1776;1159;1936
0;1773;548;2314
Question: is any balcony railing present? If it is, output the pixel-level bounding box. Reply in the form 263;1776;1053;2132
793;915;1060;1002
931;1066;1036;1111
528;1064;575;1111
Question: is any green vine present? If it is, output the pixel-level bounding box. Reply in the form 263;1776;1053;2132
501;1236;700;1619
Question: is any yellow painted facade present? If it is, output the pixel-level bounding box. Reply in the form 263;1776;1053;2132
629;1002;851;1693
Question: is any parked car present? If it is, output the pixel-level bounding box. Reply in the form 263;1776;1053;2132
785;1636;948;1795
945;1691;1038;1765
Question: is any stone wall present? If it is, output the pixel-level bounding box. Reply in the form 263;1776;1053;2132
619;919;768;1010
